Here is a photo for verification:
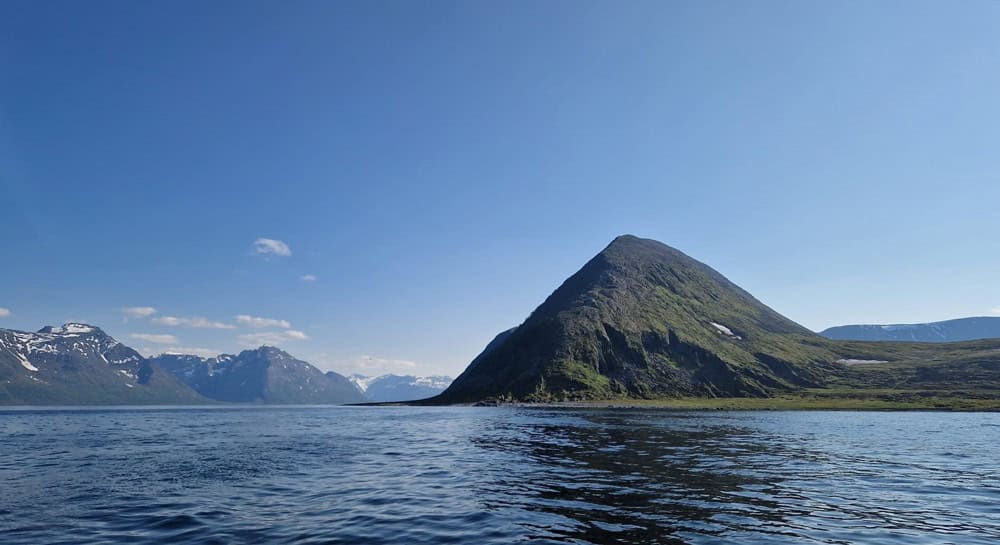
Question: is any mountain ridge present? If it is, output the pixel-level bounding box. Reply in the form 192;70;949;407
151;347;364;404
1;323;365;405
821;317;1000;343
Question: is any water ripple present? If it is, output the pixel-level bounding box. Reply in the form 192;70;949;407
0;407;998;544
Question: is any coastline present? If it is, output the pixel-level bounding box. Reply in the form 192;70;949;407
482;390;1000;411
5;390;1000;411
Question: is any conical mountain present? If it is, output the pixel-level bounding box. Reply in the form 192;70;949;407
436;235;840;403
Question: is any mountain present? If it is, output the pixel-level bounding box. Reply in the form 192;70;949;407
152;347;365;404
435;235;843;403
347;373;452;402
0;323;204;404
820;317;1000;343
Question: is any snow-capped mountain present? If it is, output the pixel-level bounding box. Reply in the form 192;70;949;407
0;323;203;404
346;373;453;402
151;347;364;404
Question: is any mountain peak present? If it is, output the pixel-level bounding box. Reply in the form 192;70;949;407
527;235;706;323
601;234;654;255
252;345;289;357
609;233;642;244
38;323;103;335
598;235;691;264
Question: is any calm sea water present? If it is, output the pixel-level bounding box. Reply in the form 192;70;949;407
1;407;998;544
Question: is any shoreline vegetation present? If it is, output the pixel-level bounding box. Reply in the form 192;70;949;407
6;387;1000;411
468;389;1000;411
359;388;1000;411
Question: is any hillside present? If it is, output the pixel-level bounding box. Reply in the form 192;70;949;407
433;236;1000;405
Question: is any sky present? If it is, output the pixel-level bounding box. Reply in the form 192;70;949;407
2;1;1000;377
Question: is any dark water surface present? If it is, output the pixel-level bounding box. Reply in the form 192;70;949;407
1;407;998;544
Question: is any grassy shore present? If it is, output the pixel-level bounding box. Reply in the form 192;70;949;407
513;389;1000;411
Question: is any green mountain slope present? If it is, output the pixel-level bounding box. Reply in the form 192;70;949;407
435;235;1000;404
437;235;844;402
824;338;1000;391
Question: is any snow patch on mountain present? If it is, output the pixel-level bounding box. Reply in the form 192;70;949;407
1;323;141;378
348;374;379;393
710;322;742;340
836;358;889;366
15;351;38;372
409;375;452;390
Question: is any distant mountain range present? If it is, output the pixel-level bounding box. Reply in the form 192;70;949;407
151;348;364;404
346;373;452;402
820;317;1000;343
0;323;363;405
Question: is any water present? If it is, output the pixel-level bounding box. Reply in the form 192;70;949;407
1;407;998;544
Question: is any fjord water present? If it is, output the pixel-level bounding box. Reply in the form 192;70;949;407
1;408;997;545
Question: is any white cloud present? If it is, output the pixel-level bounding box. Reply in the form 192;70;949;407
152;316;236;329
238;330;309;347
301;274;317;282
252;238;291;257
120;306;157;318
152;316;183;326
991;307;1000;316
0;307;9;317
140;346;222;358
335;355;418;376
165;347;222;358
130;333;179;345
307;352;434;377
236;314;291;329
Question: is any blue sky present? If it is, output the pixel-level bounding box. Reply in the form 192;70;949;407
2;1;1000;377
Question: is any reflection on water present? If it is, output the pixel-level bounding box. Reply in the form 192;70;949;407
476;414;788;544
475;410;1000;544
0;407;998;544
